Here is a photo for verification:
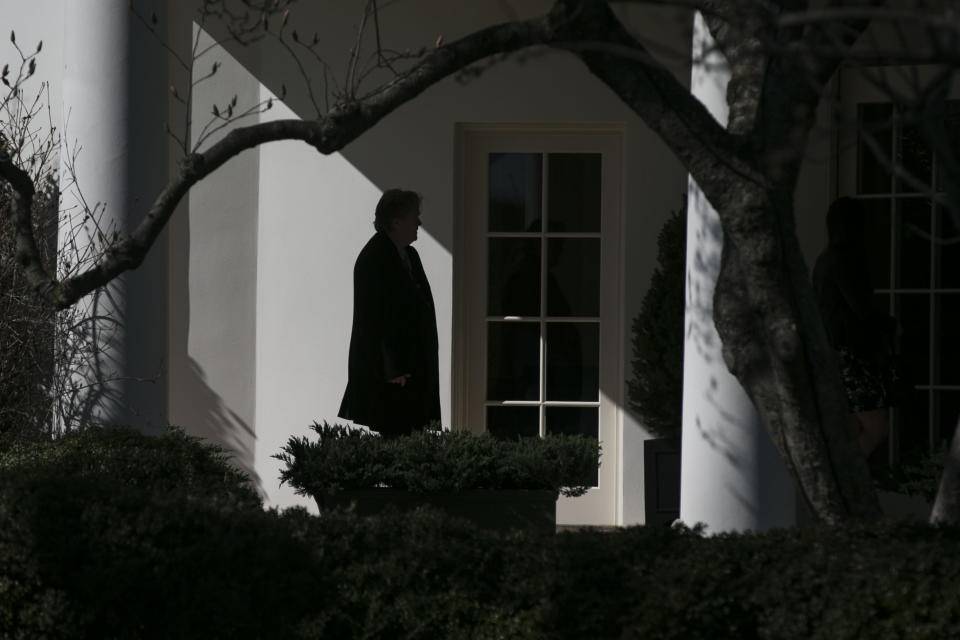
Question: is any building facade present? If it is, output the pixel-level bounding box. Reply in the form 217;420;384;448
5;0;957;528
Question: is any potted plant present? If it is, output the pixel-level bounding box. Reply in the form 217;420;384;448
275;423;600;533
627;198;685;525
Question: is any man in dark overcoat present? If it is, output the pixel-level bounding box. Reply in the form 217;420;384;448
338;189;441;437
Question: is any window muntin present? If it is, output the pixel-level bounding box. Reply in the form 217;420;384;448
854;102;960;459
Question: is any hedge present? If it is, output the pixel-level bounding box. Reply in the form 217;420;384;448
0;426;262;510
2;427;960;638
277;422;600;498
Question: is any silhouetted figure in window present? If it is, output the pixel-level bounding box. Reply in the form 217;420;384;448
813;197;893;456
338;189;440;438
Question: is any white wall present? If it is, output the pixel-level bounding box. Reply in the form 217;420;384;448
255;94;395;510
167;23;263;493
221;1;692;516
6;1;697;520
1;0;64;161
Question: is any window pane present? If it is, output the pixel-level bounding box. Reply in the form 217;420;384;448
937;205;960;288
897;123;933;193
897;199;932;289
546;322;599;401
936;392;960;447
487;406;539;440
896;388;930;460
936;101;960;191
488;238;540;317
547;238;600;317
935;295;960;385
858;103;894;195
874;293;891;322
936;100;960;191
862;198;892;290
547;153;601;232
546;407;599;485
897;294;930;386
489;153;542;232
545;407;598;439
486;322;539;401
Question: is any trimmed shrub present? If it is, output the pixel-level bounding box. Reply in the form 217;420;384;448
618;522;960;640
0;425;262;510
276;422;600;499
0;426;265;637
5;480;960;638
4;426;960;638
627;200;686;440
0;483;543;638
0;425;545;638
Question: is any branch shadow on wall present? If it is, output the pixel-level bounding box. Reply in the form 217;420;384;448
172;357;263;499
167;191;264;500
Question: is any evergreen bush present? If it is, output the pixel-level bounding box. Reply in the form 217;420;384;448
0;425;262;510
276;422;600;499
628;199;686;440
4;424;960;638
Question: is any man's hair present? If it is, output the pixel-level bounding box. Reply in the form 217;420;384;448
374;189;421;232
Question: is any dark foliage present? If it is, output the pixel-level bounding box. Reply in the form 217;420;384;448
276;422;601;498
619;522;960;640
875;442;949;502
627;199;686;440
0;424;543;638
4;426;960;639
0;426;262;510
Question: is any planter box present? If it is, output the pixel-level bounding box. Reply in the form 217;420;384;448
316;489;558;534
644;438;681;526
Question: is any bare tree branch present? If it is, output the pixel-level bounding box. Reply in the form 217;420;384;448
8;2;610;310
560;1;752;199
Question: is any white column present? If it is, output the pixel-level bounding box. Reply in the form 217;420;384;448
678;12;795;532
58;0;167;433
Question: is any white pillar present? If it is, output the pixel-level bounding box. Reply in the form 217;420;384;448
678;12;795;532
58;0;167;433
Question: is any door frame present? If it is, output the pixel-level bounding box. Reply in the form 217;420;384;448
452;122;626;525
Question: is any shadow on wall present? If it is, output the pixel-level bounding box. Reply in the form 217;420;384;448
684;185;743;466
681;186;797;529
166;166;263;498
172;357;263;498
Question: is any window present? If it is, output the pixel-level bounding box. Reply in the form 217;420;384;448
486;153;602;463
454;125;624;525
847;99;960;461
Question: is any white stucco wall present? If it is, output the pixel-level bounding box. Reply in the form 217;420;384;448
12;1;843;525
2;0;64;157
167;23;263;492
8;0;928;528
5;1;695;520
216;2;693;517
254;95;395;509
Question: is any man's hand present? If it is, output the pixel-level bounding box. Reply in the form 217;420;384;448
388;373;412;387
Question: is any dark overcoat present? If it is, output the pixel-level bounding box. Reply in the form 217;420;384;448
338;231;440;436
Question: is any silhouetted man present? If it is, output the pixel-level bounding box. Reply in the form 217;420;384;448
338;189;440;437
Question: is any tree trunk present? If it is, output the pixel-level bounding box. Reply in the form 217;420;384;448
712;188;882;523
